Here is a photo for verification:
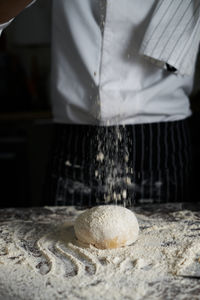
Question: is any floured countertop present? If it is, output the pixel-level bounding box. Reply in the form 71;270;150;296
0;203;200;300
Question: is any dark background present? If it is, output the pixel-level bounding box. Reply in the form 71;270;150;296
0;0;200;207
0;0;52;207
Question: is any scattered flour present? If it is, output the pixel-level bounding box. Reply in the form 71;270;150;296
0;205;200;299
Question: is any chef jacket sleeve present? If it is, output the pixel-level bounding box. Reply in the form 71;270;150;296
139;0;200;76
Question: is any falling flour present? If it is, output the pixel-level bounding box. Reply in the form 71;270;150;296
94;125;133;206
0;204;200;299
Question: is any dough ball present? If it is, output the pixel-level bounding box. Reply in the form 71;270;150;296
74;205;139;249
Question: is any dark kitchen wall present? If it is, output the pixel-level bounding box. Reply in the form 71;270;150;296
0;0;53;208
3;0;52;112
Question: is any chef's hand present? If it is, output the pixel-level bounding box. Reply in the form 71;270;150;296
0;0;34;24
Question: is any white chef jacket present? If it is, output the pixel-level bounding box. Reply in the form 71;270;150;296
1;0;200;125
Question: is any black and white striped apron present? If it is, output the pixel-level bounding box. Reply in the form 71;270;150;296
44;119;192;207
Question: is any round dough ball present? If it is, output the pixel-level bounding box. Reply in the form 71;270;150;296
74;205;139;249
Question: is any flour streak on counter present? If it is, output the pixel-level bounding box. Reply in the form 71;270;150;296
0;205;200;299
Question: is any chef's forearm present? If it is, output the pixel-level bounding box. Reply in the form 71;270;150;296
0;0;33;23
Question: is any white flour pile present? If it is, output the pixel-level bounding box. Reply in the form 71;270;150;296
0;205;200;300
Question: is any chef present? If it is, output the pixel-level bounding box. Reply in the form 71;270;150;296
1;0;200;206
